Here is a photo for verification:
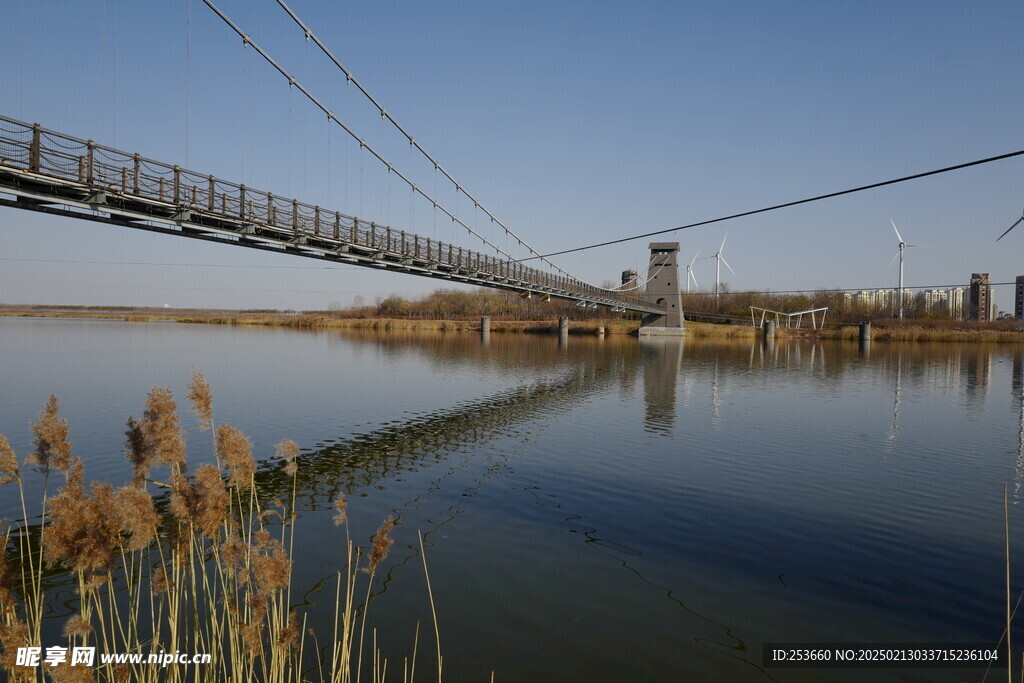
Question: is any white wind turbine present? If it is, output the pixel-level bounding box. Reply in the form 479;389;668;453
888;219;927;319
997;207;1024;241
701;234;735;300
685;250;700;293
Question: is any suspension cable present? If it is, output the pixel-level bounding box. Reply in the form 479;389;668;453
269;0;618;290
202;0;524;268
522;148;1024;261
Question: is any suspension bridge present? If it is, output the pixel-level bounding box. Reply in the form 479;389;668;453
0;116;661;315
0;0;673;321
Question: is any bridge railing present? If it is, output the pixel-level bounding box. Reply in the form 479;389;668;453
0;115;654;311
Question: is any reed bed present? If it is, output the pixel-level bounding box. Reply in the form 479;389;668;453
682;323;760;339
0;369;445;682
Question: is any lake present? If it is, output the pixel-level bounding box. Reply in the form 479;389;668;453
2;317;1022;681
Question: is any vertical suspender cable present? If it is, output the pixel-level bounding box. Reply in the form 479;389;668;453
101;0;107;142
19;0;24;119
303;38;309;202
185;0;191;167
327;115;331;206
240;34;246;181
112;0;118;146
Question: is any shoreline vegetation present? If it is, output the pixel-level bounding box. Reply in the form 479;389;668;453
0;370;449;682
2;304;1024;342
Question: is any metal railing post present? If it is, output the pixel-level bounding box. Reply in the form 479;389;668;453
239;185;246;221
208;176;215;210
28;123;41;172
132;154;140;194
292;199;298;234
173;165;180;203
86;141;95;185
333;212;340;240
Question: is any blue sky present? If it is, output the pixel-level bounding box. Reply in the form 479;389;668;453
1;0;1022;310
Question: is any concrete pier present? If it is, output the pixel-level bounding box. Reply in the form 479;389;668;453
481;316;491;334
859;321;871;341
558;317;569;334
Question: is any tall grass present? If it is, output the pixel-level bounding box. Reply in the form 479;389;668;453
0;373;445;682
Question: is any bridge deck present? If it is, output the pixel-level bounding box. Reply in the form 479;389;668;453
0;116;662;315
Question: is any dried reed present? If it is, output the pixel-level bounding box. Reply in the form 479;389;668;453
25;395;74;478
123;416;153;486
216;424;256;491
0;435;19;487
141;387;187;472
186;366;214;431
0;374;450;682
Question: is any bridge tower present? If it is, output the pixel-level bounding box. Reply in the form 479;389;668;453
639;242;684;336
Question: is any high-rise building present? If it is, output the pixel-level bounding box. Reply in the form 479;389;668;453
923;289;948;315
1015;276;1024;320
970;273;992;322
947;287;966;320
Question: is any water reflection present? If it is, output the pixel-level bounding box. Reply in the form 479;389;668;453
965;347;992;406
640;338;683;435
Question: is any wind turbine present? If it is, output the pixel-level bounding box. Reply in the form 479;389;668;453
888;219;926;319
685;250;700;293
701;234;735;300
997;207;1024;241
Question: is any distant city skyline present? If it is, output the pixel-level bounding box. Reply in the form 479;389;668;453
1;0;1023;310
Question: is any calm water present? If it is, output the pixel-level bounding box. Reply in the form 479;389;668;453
3;317;1024;681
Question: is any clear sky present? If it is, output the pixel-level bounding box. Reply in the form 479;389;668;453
1;0;1022;310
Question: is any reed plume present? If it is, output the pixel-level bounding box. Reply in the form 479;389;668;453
62;613;93;638
277;610;300;651
367;516;396;573
274;439;299;476
193;464;229;536
141;387;187;472
114;485;159;552
251;529;291;596
0;434;19;486
186;366;214;431
0;545;13;606
332;492;349;526
216;425;255;490
25;394;73;478
43;460;121;573
123;415;153;486
151;565;170;595
0;621;30;679
169;465;229;539
220;534;247;581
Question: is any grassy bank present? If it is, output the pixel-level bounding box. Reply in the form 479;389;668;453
0;306;638;335
4;305;1024;342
